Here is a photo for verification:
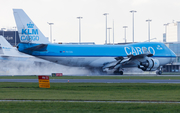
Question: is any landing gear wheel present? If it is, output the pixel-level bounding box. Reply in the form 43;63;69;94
157;71;162;75
119;71;123;75
156;66;163;75
158;71;162;75
114;71;123;75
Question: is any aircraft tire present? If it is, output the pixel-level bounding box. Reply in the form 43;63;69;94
158;71;162;75
156;71;162;75
119;71;123;75
114;71;123;75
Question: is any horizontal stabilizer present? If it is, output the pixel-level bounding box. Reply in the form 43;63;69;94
25;44;48;51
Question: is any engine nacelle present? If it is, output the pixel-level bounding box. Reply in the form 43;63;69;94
138;58;160;71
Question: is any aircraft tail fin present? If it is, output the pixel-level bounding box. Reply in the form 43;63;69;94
0;35;23;56
13;9;50;44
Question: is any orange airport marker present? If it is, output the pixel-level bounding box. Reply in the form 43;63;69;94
38;76;50;88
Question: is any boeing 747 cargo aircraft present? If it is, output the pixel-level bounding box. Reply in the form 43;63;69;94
13;9;176;75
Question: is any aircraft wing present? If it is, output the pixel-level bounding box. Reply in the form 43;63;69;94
102;48;153;71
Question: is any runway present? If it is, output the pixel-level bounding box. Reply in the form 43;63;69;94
1;79;180;83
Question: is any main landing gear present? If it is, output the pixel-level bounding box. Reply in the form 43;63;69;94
156;66;163;75
114;71;123;75
156;70;162;75
113;68;124;75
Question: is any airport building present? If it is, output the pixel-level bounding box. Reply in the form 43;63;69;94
163;42;180;72
163;21;180;42
0;29;20;46
162;21;180;72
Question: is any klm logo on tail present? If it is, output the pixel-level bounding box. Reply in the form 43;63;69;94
21;22;39;41
27;22;34;28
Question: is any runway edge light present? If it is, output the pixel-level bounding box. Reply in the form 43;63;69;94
38;75;50;88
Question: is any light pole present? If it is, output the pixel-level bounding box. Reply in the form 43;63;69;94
146;19;152;42
113;20;114;45
107;27;112;44
130;10;137;43
13;27;17;46
103;13;109;44
123;26;128;43
1;28;6;37
164;23;168;42
77;17;83;44
47;22;54;43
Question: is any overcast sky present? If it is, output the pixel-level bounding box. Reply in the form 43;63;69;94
0;0;180;44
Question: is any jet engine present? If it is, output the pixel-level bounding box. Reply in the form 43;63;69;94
138;58;159;71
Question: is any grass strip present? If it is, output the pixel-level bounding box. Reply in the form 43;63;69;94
0;83;180;101
0;102;180;113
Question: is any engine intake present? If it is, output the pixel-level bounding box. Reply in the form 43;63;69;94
138;58;159;71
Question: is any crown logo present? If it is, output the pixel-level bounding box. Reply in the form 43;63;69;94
27;22;34;28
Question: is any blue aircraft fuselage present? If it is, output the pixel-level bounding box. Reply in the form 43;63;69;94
17;42;176;67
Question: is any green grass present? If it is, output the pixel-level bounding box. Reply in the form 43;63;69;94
0;102;180;113
1;83;180;112
1;75;180;79
1;83;180;101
